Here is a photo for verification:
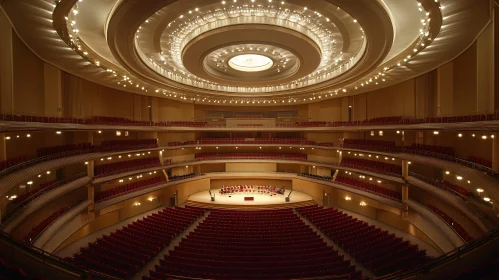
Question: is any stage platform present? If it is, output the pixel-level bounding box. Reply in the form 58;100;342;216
186;189;315;210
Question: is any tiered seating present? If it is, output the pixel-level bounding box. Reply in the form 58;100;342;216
98;139;157;151
404;143;456;157
195;153;307;161
467;156;492;169
424;114;496;123
341;158;402;177
95;176;166;201
0;155;29;171
0;258;45;280
14;180;57;203
298;173;332;181
319;142;335;146
362;116;403;125
167;141;183;146
67;207;205;279
156;121;216;127
428;205;473;242
146;208;361;280
86;116;152;126
343;139;397;152
335;176;401;200
169;173;196;181
297;205;432;276
438;180;470;198
185;138;316;145
24;207;69;242
94;157;161;177
36;143;93;158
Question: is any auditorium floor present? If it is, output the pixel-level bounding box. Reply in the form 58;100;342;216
55;206;166;258
339;208;443;257
188;189;312;205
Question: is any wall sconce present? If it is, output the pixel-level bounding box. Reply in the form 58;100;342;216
345;196;351;201
360;201;367;206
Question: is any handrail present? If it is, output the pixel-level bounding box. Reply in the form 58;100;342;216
408;172;467;201
333;181;401;202
1;173;88;225
0;229;121;280
376;226;499;280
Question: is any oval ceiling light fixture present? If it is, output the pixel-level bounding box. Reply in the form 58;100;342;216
228;54;274;72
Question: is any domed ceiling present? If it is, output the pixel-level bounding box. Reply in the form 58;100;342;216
0;0;491;105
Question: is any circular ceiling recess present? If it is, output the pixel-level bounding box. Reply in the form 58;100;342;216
228;54;274;72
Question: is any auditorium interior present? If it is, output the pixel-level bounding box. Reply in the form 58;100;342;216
1;0;499;279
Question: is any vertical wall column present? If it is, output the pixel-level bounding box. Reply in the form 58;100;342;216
159;150;164;164
0;12;14;114
401;160;410;217
0;133;6;161
401;160;409;178
195;165;201;174
86;160;95;178
492;133;499;173
87;184;95;215
338;151;343;165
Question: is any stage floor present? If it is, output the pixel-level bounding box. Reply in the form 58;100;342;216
188;189;313;206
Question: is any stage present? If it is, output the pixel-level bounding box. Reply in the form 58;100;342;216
186;189;315;210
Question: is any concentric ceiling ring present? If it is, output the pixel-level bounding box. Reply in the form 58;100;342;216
107;0;394;98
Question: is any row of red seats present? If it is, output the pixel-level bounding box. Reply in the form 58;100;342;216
335;176;401;200
343;139;396;152
467;156;492;169
187;138;316;145
297;205;432;276
14;180;57;204
67;206;205;279
298;173;332;181
24;207;69;242
195;153;307;161
424;114;496;123
146;208;361;280
36;143;93;158
94;157;161;177
169;173;196;181
427;205;473;242
99;139;157;151
0;155;29;171
95;176;166;202
156;121;219;127
438;180;470;198
405;143;456;157
341;158;402;177
86;116;152;126
0;258;45;280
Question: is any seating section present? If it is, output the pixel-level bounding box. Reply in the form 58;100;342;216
428;205;473;242
67;207;205;278
343;139;397;152
297;205;432;276
467;156;492;169
24;207;69;242
94;157;161;177
298;173;332;181
36;143;93;158
0;155;29;171
95;176;166;202
184;138;317;145
404;143;456;157
195;153;307;161
341;158;402;176
14;180;58;204
0;258;45;280
156;121;217;127
146;208;361;280
86;116;152;126
169;173;196;181
335;176;401;200
98;139;157;151
424;114;496;123
438;180;470;198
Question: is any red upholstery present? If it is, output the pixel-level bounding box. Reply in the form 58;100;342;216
297;205;432;276
467;156;492;169
335;175;401;200
298;173;332;181
341;158;402;177
66;207;205;279
438;180;470;197
181;138;317;145
0;155;29;171
404;143;456;157
95;176;166;202
195;153;307;161
343;139;397;152
428;205;473;242
147;208;361;279
24;207;69;242
0;258;45;280
98;139;157;151
94;157;161;177
36;143;93;158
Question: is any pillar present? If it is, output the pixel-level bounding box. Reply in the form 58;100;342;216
162;169;169;181
86;160;95;177
0;133;6;161
401;160;409;178
493;133;499;173
338;151;343;165
87;185;95;215
159;150;164;164
195;165;201;174
401;185;409;218
332;169;339;181
0;12;14;115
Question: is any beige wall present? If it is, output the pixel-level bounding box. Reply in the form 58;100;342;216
226;162;277;172
365;79;415;118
